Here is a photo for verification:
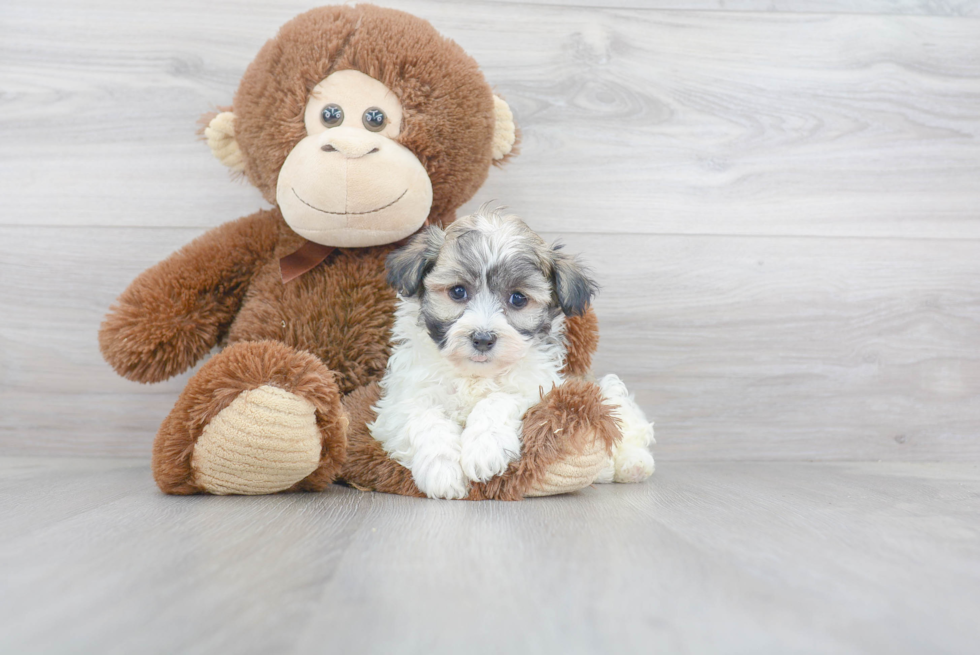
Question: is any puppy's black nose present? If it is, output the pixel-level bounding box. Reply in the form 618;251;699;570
471;331;497;353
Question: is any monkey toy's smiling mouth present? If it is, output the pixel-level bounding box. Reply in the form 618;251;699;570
290;187;408;216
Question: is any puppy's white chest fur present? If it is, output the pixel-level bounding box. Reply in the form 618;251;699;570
369;299;566;499
438;362;552;425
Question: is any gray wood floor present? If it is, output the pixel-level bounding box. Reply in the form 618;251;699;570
1;458;978;654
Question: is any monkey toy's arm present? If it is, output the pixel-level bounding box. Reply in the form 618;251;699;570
99;210;280;384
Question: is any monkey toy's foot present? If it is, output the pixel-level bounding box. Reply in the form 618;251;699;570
190;384;322;495
152;341;348;495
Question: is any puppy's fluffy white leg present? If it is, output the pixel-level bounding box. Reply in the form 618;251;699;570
400;407;469;499
460;392;524;483
596;374;655;484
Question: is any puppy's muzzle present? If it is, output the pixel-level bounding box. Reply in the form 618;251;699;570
471;331;497;353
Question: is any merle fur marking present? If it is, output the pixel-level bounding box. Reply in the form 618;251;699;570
385;226;444;297
550;249;598;317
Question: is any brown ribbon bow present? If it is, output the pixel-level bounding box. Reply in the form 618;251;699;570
279;241;336;284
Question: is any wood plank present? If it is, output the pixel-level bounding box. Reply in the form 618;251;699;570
561;230;980;460
300;461;980;654
1;459;978;653
489;0;980;16
1;392;181;458
0;457;146;539
2;1;979;238
3;226;978;460
0;457;372;655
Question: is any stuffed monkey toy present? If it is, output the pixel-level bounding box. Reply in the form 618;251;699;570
99;5;628;499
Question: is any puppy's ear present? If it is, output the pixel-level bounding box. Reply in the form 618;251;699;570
386;227;445;297
549;244;599;317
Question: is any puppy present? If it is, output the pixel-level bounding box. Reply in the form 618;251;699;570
370;207;654;499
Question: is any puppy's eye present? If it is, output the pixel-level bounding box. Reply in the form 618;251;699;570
448;285;468;301
321;104;344;127
509;291;528;309
363;107;387;132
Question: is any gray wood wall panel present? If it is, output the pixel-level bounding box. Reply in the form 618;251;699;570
3;226;978;459
1;0;978;460
492;1;980;16
4;2;980;239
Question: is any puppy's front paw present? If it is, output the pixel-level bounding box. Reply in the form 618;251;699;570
412;455;469;500
460;425;521;483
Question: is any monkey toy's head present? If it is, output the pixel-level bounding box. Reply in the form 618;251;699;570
203;5;518;247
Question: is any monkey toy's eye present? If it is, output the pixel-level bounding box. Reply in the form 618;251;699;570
448;285;467;302
509;291;529;309
363;107;387;132
321;104;344;127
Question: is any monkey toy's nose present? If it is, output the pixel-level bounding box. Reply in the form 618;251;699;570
471;331;497;353
319;127;382;159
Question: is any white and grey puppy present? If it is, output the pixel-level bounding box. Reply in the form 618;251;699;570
370;208;654;499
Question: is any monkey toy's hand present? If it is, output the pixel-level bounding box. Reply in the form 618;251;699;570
98;213;278;384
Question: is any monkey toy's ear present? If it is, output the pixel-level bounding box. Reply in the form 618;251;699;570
386;226;446;298
202;111;245;173
491;95;518;162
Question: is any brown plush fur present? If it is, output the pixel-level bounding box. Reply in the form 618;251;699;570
100;5;609;498
226;215;399;396
152;340;346;495
99;211;280;383
562;308;599;378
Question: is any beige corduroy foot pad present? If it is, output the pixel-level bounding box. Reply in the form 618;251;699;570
525;430;608;497
191;384;322;495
